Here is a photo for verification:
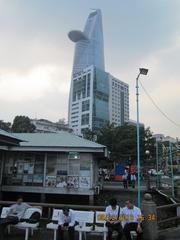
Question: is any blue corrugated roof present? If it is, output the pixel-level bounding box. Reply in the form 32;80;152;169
14;132;105;149
0;129;23;141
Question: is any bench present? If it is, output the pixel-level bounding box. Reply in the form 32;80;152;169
0;206;42;240
47;209;94;240
130;230;138;240
47;209;139;240
74;210;94;240
94;211;107;240
46;209;62;240
95;211;138;240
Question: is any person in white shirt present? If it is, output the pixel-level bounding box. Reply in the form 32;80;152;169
105;198;123;240
123;169;128;189
130;173;136;188
0;196;30;240
58;207;76;240
122;200;142;240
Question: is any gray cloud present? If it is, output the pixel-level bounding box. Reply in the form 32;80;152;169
0;0;180;137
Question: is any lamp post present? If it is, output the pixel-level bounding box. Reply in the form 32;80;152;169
145;150;150;190
156;140;159;188
169;141;175;198
136;68;148;208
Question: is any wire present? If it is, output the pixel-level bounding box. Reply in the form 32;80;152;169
139;80;180;128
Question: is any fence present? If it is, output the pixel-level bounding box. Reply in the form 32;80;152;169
157;202;180;229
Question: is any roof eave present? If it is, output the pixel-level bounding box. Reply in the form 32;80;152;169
9;146;106;153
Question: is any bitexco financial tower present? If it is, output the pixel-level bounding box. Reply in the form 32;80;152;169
68;9;129;136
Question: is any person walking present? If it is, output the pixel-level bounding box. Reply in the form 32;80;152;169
131;173;136;188
123;169;128;189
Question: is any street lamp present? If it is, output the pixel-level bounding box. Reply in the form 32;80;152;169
136;68;148;208
145;150;150;190
169;141;175;198
156;140;159;188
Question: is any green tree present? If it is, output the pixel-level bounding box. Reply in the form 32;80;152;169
96;123;154;165
97;123;134;162
0;120;11;132
143;127;156;164
82;128;97;141
12;116;36;133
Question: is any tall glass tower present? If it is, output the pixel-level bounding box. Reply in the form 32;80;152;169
68;9;105;75
68;10;129;136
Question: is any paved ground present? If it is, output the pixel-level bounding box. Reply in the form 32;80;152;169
2;226;180;240
158;227;180;240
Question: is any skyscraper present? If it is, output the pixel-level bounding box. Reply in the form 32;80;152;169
68;9;105;75
68;10;129;136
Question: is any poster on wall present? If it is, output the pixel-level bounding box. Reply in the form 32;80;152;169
17;163;24;174
67;176;79;189
33;174;43;183
56;176;67;188
28;163;34;174
23;163;34;174
79;177;91;188
23;175;33;183
45;176;56;187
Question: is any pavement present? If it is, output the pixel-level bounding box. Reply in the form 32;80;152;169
103;181;147;192
2;225;180;240
158;227;180;240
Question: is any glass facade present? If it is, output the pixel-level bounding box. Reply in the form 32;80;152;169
72;74;90;102
82;100;90;112
93;68;109;131
81;113;90;125
69;10;105;75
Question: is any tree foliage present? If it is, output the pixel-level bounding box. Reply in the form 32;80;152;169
0;120;11;132
11;116;36;133
83;123;156;165
82;128;97;141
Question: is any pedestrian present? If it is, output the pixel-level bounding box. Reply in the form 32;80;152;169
131;173;136;188
122;200;143;240
58;207;76;240
0;195;30;240
105;198;123;240
123;169;128;189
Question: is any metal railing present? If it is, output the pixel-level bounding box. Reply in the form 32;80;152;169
157;203;180;227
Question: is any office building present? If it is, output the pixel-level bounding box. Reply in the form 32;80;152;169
68;9;105;75
31;119;72;133
68;9;129;135
69;65;129;135
109;75;129;126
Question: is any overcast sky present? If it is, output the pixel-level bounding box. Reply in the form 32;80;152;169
0;0;180;138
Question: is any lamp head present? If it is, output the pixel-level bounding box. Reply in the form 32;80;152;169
145;150;150;155
139;68;148;75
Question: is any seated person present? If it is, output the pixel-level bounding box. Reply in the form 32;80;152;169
105;198;123;240
0;195;30;239
122;200;142;240
58;207;76;240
